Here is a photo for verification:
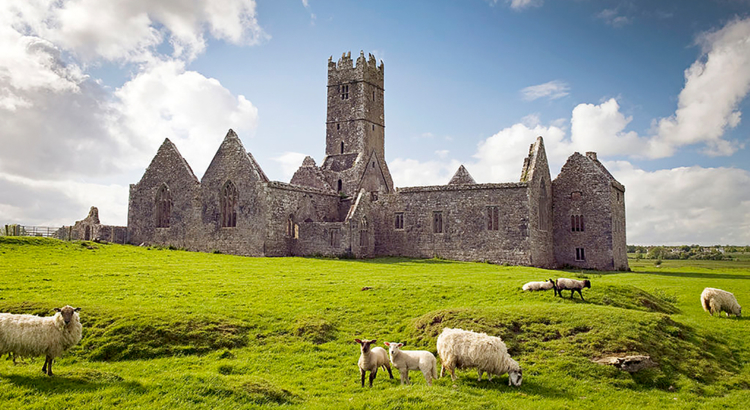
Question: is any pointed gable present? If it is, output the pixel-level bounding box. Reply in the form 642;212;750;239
137;138;199;186
520;136;550;183
202;129;269;185
356;150;391;193
448;165;476;185
290;156;334;191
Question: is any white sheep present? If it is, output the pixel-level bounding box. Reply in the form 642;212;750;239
701;288;742;317
522;279;556;292
555;278;591;300
436;328;522;386
384;341;438;386
355;338;394;387
0;306;82;376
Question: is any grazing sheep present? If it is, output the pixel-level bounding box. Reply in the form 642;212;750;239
436;328;522;386
384;342;438;386
555;278;591;300
354;339;394;387
0;306;82;376
522;279;556;292
701;288;742;317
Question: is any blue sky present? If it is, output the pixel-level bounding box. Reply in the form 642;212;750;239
1;0;749;245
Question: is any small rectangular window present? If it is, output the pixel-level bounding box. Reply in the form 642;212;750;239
575;248;585;261
487;206;499;231
395;212;404;230
433;211;443;234
571;191;582;200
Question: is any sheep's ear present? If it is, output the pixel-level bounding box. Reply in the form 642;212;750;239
74;307;81;312
354;339;362;344
371;339;377;344
397;343;404;347
53;308;61;312
384;342;390;346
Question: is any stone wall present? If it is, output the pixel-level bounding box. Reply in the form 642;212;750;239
372;183;533;265
552;152;620;270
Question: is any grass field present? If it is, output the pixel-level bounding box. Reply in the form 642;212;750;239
1;237;748;409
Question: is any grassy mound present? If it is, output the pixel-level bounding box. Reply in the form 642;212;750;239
80;312;250;361
411;304;738;389
291;315;337;344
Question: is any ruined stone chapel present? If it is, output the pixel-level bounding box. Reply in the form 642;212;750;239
126;51;628;270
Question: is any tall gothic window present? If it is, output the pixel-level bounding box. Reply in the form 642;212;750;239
394;212;404;230
433;211;443;234
287;215;294;237
221;180;238;228
155;184;172;228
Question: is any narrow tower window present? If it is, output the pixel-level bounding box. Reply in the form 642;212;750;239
341;84;349;100
337;179;342;192
221;180;238;228
340;141;344;154
487;206;499;231
359;217;369;247
155;184;172;228
571;215;584;232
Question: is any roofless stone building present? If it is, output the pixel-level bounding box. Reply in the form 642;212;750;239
127;51;628;270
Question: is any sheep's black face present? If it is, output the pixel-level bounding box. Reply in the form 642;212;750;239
55;306;80;325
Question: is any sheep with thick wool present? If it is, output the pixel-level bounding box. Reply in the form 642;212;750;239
355;339;393;387
555;278;591;300
0;306;82;376
701;288;741;317
436;328;522;386
384;342;438;386
522;279;556;292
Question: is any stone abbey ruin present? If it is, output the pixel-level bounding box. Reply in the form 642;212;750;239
83;51;628;270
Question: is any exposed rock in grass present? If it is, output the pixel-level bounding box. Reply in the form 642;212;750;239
594;355;657;373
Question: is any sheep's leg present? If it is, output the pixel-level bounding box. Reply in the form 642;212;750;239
440;365;446;378
399;369;409;385
369;368;378;387
578;289;585;301
423;369;432;386
360;368;366;387
42;355;53;376
488;373;493;382
384;363;394;379
449;367;456;382
477;369;483;381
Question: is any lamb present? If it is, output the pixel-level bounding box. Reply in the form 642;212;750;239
555;278;591;300
436;328;522;386
701;288;742;317
354;338;394;387
0;306;82;376
522;279;556;292
384;341;438;386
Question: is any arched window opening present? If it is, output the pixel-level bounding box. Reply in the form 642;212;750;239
359;217;369;247
287;215;294;237
221;180;238;228
538;179;549;231
155;184;172;228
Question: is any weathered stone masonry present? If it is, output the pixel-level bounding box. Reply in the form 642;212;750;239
125;51;628;270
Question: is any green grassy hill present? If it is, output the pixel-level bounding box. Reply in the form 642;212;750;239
1;237;748;409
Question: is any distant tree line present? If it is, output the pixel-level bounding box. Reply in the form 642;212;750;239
627;245;750;261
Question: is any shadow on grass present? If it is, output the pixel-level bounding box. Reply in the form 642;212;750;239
2;371;145;395
635;271;750;280
454;377;574;399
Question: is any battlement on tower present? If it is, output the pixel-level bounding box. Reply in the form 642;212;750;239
328;51;384;87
